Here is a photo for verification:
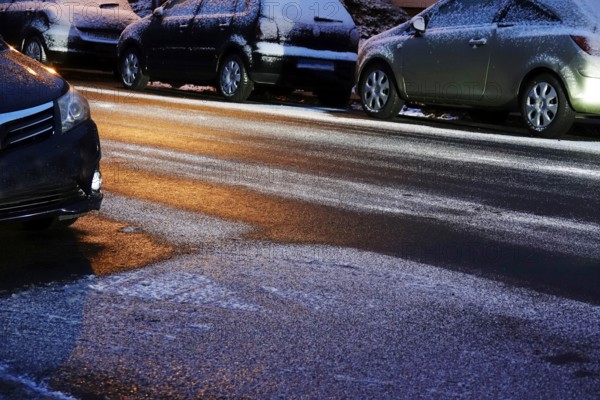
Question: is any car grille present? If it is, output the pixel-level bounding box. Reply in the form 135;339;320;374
0;185;86;217
0;103;55;152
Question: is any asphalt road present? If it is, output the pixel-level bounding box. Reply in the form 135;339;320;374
1;77;599;399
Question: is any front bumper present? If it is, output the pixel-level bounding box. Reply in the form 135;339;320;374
0;119;102;224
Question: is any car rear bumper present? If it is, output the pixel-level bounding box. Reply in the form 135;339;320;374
0;119;102;224
569;73;600;114
250;42;357;89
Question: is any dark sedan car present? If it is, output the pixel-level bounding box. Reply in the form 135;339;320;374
0;0;139;66
118;0;359;106
0;39;102;229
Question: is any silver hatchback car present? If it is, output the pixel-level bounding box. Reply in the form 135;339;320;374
357;0;600;138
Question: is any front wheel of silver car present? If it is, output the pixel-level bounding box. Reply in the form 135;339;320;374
23;36;47;64
218;54;254;102
120;48;149;90
359;63;404;120
521;74;575;139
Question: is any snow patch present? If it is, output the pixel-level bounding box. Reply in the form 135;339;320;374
256;42;358;61
90;270;262;311
0;362;76;400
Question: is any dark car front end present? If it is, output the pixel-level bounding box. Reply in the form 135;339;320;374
0;43;102;225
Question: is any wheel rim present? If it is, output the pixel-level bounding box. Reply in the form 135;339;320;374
122;52;140;86
363;69;390;111
525;82;559;129
24;40;42;62
221;60;241;96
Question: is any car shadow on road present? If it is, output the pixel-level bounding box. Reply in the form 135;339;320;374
0;225;100;294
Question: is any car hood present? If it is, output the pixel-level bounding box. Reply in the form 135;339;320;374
0;48;66;114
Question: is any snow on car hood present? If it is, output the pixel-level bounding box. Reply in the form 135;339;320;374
0;48;65;114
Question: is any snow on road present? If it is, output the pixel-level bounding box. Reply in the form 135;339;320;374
100;137;600;258
1;238;599;398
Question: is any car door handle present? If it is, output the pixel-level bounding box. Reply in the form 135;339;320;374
179;24;189;29
469;38;488;47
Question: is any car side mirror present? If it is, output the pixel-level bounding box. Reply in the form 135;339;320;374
411;16;426;35
152;6;164;19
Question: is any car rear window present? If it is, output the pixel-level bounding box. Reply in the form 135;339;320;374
428;0;499;29
261;0;354;26
537;0;599;30
498;0;560;24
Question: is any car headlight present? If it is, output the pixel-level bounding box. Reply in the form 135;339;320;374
58;87;90;133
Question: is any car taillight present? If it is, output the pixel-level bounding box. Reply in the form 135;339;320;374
257;17;279;41
572;35;600;56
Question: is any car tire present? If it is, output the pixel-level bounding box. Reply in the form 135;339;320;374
218;54;254;102
317;84;353;109
22;36;47;64
520;73;575;138
120;47;149;90
359;63;404;119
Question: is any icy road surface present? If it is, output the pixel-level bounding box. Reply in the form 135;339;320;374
1;81;599;398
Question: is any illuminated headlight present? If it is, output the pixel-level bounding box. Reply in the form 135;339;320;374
92;169;102;192
58;87;90;133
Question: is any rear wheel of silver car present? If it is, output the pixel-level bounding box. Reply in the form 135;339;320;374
521;74;575;139
120;48;149;90
359;63;403;119
23;36;47;64
218;54;254;102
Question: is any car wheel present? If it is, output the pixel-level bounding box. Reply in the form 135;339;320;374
218;54;254;102
521;73;575;138
23;36;47;64
120;48;149;90
317;84;353;109
359;63;403;119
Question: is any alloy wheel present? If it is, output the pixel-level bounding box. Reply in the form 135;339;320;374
24;40;42;62
122;52;140;86
221;60;241;96
525;82;559;130
363;70;390;111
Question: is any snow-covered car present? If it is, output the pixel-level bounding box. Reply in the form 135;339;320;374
357;0;600;138
0;0;139;66
118;0;360;106
0;39;102;229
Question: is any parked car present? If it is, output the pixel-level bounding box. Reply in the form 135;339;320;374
0;38;102;229
357;0;600;138
117;0;360;106
0;0;139;67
